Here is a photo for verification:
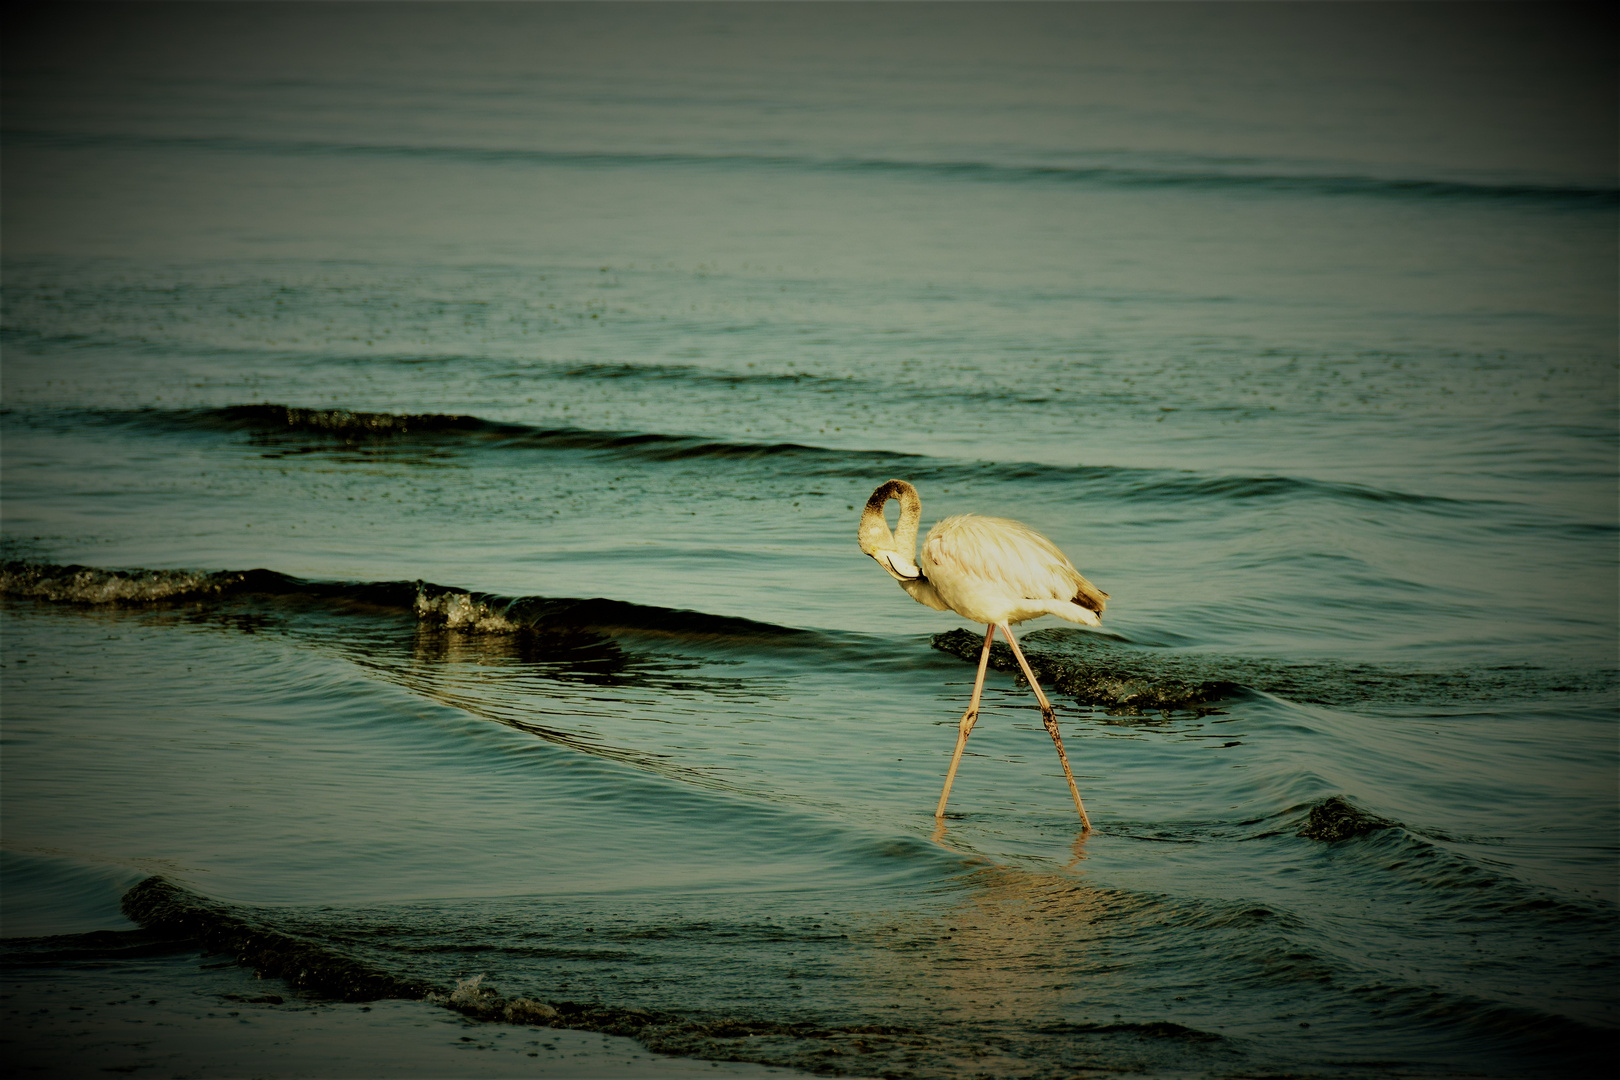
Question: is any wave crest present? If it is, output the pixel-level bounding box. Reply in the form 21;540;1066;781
0;561;237;604
413;586;525;634
1;560;812;652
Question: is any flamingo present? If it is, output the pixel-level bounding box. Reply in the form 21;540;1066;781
858;479;1108;830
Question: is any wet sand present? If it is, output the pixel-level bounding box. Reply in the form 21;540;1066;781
1;946;828;1079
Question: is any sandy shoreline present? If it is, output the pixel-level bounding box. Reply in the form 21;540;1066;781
1;945;828;1080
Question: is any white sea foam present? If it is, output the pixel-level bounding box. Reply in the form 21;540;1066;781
0;564;223;604
447;973;494;1008
412;586;522;633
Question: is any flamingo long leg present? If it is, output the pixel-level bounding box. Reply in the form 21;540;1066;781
934;624;995;819
999;623;1093;832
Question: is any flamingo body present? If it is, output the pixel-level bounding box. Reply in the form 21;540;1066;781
921;513;1106;628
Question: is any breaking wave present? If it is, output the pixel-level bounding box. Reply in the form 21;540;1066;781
0;559;812;648
8;560;1611;709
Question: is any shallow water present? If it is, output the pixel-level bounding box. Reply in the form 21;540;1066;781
2;5;1616;1078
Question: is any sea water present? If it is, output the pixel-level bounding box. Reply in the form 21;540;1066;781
2;5;1615;1077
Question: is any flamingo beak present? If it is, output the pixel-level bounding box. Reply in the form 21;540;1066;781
878;553;923;581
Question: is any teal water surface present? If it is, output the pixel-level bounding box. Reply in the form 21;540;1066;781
2;6;1615;1077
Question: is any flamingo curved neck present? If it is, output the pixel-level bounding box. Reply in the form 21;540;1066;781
858;479;923;566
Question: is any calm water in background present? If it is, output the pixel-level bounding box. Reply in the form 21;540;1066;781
2;5;1616;1076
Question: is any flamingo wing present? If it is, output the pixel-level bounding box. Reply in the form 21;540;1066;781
923;514;1108;614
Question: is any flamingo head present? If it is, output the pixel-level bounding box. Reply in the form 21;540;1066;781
859;479;925;582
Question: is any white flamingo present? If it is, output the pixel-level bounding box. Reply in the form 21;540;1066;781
858;479;1108;830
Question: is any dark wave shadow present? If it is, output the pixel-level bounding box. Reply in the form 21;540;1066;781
20;402;1488;511
932;627;1619;711
9;127;1615;209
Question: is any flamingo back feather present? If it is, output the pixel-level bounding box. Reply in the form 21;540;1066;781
922;514;1108;615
